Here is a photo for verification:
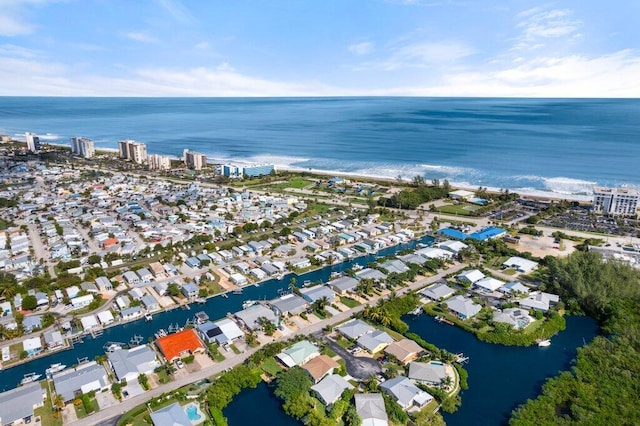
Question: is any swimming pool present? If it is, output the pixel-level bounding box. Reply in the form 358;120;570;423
184;403;203;423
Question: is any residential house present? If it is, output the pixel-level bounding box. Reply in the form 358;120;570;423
181;283;199;299
300;285;336;304
0;383;46;426
408;361;450;387
155;329;205;363
97;310;115;326
269;294;309;317
141;294;160;312
234;304;278;331
457;269;485;284
379;259;410;274
355;393;388;426
44;330;64;350
276;340;320;367
436;240;468;254
23;336;43;356
493;308;532;330
52;361;110;402
71;294;94;310
380;376;433;410
328;276;359;295
473;277;505;293
185;257;201;269
123;271;140;286
81;281;99;294
95;276;113;292
502;256;538;273
337;319;375;340
107;345;160;382
383;339;424;365
80;315;99;331
311;374;354;406
518;292;560;312
355;268;387;282
136;268;154;283
445;296;481;320
499;281;530;295
420;283;455;302
22;315;42;333
415;247;452;261
150;402;192;426
196;319;244;344
302;355;340;383
120;306;142;321
357;330;394;354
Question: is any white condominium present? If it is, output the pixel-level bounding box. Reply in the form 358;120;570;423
183;149;207;170
25;132;41;152
70;137;95;159
148;154;172;170
118;140;148;164
593;187;639;216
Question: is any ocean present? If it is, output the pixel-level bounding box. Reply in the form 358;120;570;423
1;97;639;199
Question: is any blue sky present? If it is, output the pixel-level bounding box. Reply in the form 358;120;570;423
0;0;638;96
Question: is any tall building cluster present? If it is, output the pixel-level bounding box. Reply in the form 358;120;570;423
25;132;41;152
118;140;148;164
148;154;172;170
593;187;639;216
183;149;207;170
70;137;95;158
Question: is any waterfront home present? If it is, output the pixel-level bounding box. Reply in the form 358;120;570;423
302;355;340;383
23;336;43;356
276;340;320;367
97;310;115;326
22;315;42;333
107;345;160;382
355;393;388;426
499;281;530;296
380;376;433;410
121;306;142;321
123;270;140;286
445;296;481;320
518;292;560;312
44;330;64;350
436;240;468;255
408;361;449;387
311;374;354;406
181;282;199;299
80;315;99;331
250;267;267;280
398;253;428;266
380;259;410;274
95;276;113;292
456;269;485;285
234;304;278;331
269;294;309;317
290;257;311;269
420;283;455;302
156;329;205;363
384;339;424;365
141;294;160;312
356;268;387;282
0;383;46;426
300;285;336;304
473;277;505;293
229;273;247;286
415;247;453;261
502;256;538;273
52;361;110;402
196;319;244;344
357;330;394;354
336;319;375;340
493;308;532;329
150;402;191;426
328;276;359;295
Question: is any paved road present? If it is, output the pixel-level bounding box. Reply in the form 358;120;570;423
326;338;382;380
67;263;465;426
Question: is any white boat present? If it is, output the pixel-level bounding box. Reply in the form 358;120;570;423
242;300;258;309
103;342;123;352
45;363;66;375
144;313;153;322
537;339;551;347
20;373;42;385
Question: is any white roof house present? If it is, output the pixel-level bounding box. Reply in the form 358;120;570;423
355;393;388;426
445;295;481;320
357;330;394;354
107;345;160;382
0;383;45;426
437;240;468;254
234;304;278;331
337;319;375;340
457;269;485;284
473;277;505;292
420;283;455;301
276;340;320;367
150;402;191;426
80;315;100;331
416;247;453;260
52;361;110;402
380;376;433;410
503;256;539;273
310;374;354;406
518;292;560;312
499;281;530;295
97;310;115;325
493;308;532;329
408;361;449;386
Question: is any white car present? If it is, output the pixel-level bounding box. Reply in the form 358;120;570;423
175;359;184;369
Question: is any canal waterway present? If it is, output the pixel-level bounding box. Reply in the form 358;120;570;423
224;381;300;426
0;235;434;391
404;314;600;426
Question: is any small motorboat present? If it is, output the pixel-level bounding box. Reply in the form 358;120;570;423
20;373;42;385
537;339;551;347
45;363;66;375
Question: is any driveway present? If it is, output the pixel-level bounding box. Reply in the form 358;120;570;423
325;338;382;380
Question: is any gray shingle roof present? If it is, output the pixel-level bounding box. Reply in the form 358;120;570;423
0;383;44;425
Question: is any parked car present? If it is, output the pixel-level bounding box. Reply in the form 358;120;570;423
175;359;184;369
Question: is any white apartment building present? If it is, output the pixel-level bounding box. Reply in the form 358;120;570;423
70;137;95;158
593;187;639;216
148;154;172;170
183;149;207;170
25;132;41;152
118;140;148;164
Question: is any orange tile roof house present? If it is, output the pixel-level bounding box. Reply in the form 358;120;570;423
302;355;340;383
156;329;205;362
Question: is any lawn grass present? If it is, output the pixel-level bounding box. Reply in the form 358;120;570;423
35;383;63;426
339;296;360;308
208;344;226;362
230;344;241;355
156;369;173;384
435;204;477;216
260;358;282;377
321;346;337;357
336;336;352;349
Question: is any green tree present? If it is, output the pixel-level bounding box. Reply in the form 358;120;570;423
22;295;37;311
167;283;181;297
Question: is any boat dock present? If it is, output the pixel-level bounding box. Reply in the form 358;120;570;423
435;316;455;325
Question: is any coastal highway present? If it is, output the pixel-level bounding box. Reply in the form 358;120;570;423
67;262;466;426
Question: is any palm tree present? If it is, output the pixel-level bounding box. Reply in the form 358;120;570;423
313;296;330;312
54;393;65;411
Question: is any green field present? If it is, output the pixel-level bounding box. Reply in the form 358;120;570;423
435;203;479;216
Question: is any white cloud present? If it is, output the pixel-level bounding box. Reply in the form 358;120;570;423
514;7;581;50
123;32;158;43
195;41;210;50
0;13;34;36
215;62;234;72
156;0;196;24
348;41;374;56
358;40;475;71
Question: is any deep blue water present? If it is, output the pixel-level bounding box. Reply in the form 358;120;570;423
224;381;300;426
405;314;599;426
1;97;639;196
0;236;433;391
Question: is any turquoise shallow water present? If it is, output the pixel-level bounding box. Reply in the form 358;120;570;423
1;97;639;195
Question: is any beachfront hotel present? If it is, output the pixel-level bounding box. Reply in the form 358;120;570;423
25;132;41;153
70;136;95;159
183;149;207;170
148;153;172;170
118;139;148;164
222;163;275;178
593;187;639;216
